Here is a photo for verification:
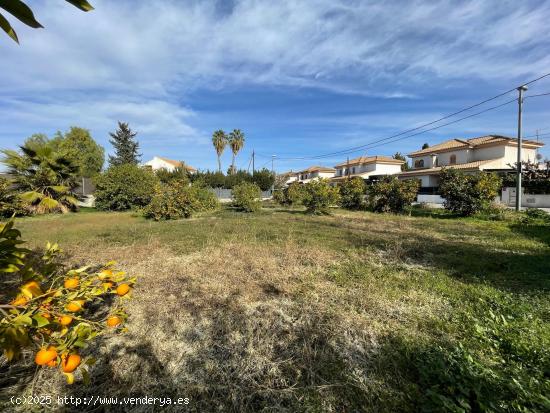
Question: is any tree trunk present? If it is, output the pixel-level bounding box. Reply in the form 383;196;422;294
231;153;236;174
217;155;221;172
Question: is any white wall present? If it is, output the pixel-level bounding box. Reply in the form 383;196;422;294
437;148;470;166
143;157;175;171
336;163;401;177
373;163;402;175
417;194;445;205
472;145;505;164
501;187;550;208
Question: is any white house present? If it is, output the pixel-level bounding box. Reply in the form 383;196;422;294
398;135;544;188
143;156;197;173
279;171;299;186
297;166;336;183
330;155;404;184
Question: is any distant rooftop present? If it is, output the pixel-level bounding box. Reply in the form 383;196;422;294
408;135;544;157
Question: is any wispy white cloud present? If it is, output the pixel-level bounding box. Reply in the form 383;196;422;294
1;0;550;167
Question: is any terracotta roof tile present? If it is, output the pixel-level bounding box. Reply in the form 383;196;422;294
298;165;336;173
157;157;197;172
333;155;404;168
408;135;544;157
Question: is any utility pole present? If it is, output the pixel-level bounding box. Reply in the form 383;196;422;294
252;150;255;174
271;155;275;193
516;85;528;212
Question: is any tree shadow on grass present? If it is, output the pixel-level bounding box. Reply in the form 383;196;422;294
509;223;550;247
394;232;550;293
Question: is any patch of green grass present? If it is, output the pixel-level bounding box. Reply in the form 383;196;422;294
4;206;550;412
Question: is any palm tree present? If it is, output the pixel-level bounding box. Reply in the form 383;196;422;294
212;130;227;173
228;129;245;175
1;143;80;214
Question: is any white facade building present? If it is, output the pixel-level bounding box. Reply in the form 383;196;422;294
143;156;197;173
296;166;336;183
330;156;404;184
398;135;544;187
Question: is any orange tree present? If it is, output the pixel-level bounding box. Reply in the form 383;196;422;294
0;219;135;384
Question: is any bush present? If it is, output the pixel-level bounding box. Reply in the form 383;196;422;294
0;219;134;384
94;164;159;211
368;177;419;213
144;181;219;220
520;208;550;225
232;182;262;212
302;179;340;214
0;176;26;218
274;182;305;206
439;169;501;216
155;166;190;185
339;177;366;210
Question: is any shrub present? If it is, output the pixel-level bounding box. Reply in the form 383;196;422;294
0;176;26;218
339;177;366;210
274;182;305;206
232;182;261;212
439;169;501;216
520;208;550;225
302;179;340;214
0;219;134;384
155;166;190;185
368;177;419;213
94;164;159;211
144;181;219;220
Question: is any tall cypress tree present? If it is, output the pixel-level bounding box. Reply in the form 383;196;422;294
108;122;141;167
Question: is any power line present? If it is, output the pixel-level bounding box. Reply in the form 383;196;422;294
356;98;517;156
258;71;550;162
525;91;550;99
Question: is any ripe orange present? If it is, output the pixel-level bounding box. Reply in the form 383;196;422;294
46;358;58;367
66;300;85;312
64;278;79;289
40;312;51;319
11;296;28;307
116;284;130;296
59;315;73;326
106;316;122;327
61;354;81;373
35;347;58;366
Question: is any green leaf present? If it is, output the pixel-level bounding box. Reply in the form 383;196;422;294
38;197;59;210
0;0;43;28
65;0;94;12
0;12;18;43
14;314;33;326
33;314;50;327
19;191;41;203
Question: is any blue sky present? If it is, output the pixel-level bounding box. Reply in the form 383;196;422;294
1;0;550;172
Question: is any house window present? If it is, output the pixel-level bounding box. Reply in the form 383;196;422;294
352;167;356;174
450;154;457;165
414;159;424;168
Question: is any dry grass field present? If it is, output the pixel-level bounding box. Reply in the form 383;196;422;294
1;205;549;412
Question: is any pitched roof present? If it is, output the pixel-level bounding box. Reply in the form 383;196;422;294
333;155;404;168
298;165;336;173
408;135;544;157
398;159;498;176
157;157;197;172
